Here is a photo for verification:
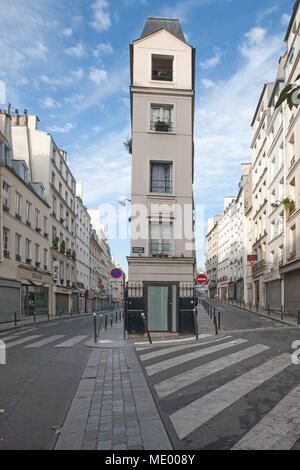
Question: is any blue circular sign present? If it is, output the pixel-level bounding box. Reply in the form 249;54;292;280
111;268;123;279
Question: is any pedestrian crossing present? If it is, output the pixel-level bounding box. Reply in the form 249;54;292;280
137;336;300;450
1;330;89;350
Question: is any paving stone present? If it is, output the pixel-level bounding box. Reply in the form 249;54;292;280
99;431;112;441
98;440;112;450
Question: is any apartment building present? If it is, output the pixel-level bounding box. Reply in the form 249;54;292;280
205;215;221;299
11;114;76;316
110;256;124;307
0;110;51;321
75;184;91;313
217;197;235;301
127;17;196;335
88;209;112;309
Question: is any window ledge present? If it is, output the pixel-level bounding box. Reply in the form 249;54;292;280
148;131;176;135
147;193;175;198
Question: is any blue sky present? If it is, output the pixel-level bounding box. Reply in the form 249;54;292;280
0;0;294;270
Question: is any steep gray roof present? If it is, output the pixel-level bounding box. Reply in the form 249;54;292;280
141;17;186;42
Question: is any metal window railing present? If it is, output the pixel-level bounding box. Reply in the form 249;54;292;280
151;178;172;193
150;121;174;133
149;241;172;256
152;69;173;81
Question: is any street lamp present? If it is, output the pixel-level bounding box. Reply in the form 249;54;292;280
271;200;282;209
118;197;132;207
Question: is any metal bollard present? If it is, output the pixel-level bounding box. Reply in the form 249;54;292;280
116;312;118;324
281;306;284;321
105;314;108;331
256;304;259;313
193;308;199;340
60;309;62;319
298;311;300;326
218;311;221;331
93;313;97;344
14;312;17;327
47;311;50;321
268;304;271;316
249;302;252;311
111;314;113;328
213;313;219;335
33;312;36;324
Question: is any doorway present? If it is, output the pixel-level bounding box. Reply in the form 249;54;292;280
146;283;178;332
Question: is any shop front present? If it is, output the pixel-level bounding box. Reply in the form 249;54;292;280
18;265;51;317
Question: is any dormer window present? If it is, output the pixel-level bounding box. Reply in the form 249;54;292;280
152;54;174;81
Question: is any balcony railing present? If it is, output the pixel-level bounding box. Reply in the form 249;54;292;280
3;204;9;213
152;69;173;81
252;259;267;274
288;250;296;261
149;241;172;257
151;179;173;194
150;121;174;133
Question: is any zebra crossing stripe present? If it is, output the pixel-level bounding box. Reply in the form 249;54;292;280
155;344;270;399
136;334;213;349
145;339;248;376
233;384;300;450
170;353;291;440
0;329;37;342
139;336;232;362
55;335;88;347
24;335;65;348
5;335;42;349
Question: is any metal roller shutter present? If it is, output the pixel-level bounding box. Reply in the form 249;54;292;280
0;285;20;322
56;294;69;316
266;280;282;310
284;271;300;316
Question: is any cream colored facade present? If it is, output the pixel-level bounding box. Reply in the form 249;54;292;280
127;18;196;334
75;189;91;313
0;110;51;321
11;114;76;316
205;215;221;299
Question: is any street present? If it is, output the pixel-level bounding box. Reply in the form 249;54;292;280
0;315;93;450
137;304;300;450
1;306;300;450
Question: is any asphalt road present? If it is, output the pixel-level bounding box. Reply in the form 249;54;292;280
0;315;94;450
137;305;300;450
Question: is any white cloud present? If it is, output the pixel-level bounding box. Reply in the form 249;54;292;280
200;47;223;69
65;42;86;58
244;26;266;45
62;27;73;37
41;96;61;109
93;42;114;58
25;39;48;60
281;13;291;27
70;68;84;80
256;5;279;24
64;93;85;104
90;0;111;32
0;80;6;103
47;123;76;133
201;78;215;89
89;67;108;85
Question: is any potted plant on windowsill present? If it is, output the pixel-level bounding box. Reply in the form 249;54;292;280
60;240;66;254
155;120;171;132
53;236;59;250
282;197;296;214
66;248;72;258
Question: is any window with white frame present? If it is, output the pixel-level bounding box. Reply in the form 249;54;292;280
149;221;173;256
150;162;173;194
150;104;174;132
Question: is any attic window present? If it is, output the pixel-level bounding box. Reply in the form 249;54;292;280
152;54;173;81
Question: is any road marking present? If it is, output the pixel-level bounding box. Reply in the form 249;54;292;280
55;335;88;347
0;329;37;341
5;335;42;349
145;339;248;376
170;353;291;440
135;335;212;347
42;322;60;328
155;344;270;399
139;336;232;361
24;335;65;348
233;384;300;450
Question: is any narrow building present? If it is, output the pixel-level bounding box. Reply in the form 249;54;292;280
127;18;197;335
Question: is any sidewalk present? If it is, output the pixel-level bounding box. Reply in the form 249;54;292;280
55;321;172;451
209;300;300;328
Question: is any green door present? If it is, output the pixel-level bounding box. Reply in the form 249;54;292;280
148;286;169;331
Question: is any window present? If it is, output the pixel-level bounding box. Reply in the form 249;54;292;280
44;249;48;269
52;171;56;186
150;104;174;132
3;181;9;209
15;234;21;261
25;239;31;262
152;54;174;81
35;244;40;265
149;221;173;255
3;227;9;257
26;201;31;224
150;162;173;193
35;209;40;229
288;47;295;64
52;196;57;216
15;192;22;217
59;182;62;194
289;225;296;258
60;204;64;220
44;216;48;234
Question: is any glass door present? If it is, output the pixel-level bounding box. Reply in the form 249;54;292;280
147;286;169;331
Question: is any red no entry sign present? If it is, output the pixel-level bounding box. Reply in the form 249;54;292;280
196;274;208;285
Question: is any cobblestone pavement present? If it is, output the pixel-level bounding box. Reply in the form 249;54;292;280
55;326;172;450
